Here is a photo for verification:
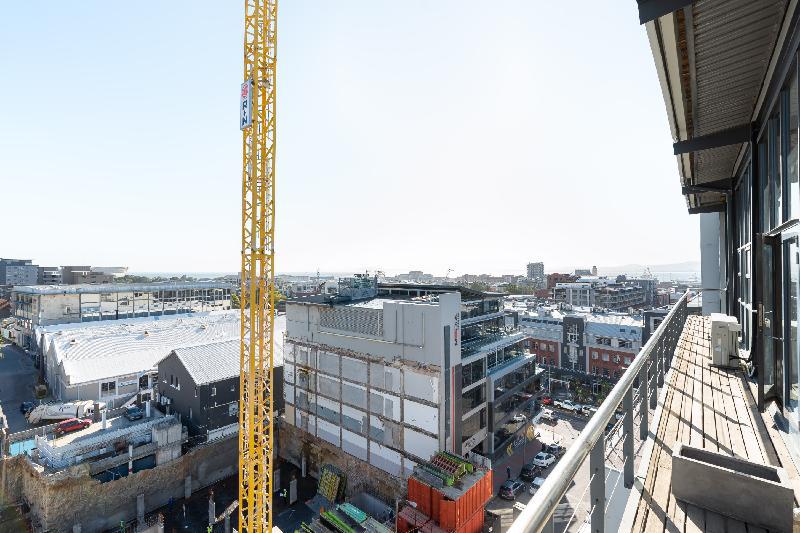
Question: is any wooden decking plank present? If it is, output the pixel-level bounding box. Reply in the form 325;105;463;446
708;362;731;456
701;343;718;452
718;366;747;459
728;369;765;464
663;325;695;533
689;338;705;449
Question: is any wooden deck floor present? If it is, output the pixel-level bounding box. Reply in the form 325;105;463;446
625;315;781;533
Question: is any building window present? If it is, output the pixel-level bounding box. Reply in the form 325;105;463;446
189;407;192;420
101;381;116;396
211;386;217;397
603;368;609;377
195;387;198;397
592;351;598;360
601;354;609;362
618;339;632;349
624;357;632;365
596;336;611;346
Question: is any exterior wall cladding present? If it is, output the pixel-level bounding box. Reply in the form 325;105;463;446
282;286;534;480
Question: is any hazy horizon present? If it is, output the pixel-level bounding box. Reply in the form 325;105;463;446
2;2;699;273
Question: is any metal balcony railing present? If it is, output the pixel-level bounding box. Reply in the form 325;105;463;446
508;291;689;533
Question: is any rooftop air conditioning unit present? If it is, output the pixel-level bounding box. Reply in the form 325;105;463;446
710;313;741;368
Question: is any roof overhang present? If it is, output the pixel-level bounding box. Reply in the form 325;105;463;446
639;0;793;213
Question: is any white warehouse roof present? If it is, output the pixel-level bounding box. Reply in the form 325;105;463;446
37;312;287;386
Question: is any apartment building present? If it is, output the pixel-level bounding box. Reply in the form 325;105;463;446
37;266;62;285
10;281;234;349
281;277;537;482
554;277;650;311
0;258;38;286
519;309;642;380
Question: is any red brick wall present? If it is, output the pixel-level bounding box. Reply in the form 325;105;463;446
525;338;560;367
586;347;637;379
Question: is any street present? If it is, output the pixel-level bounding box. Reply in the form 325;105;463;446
0;342;39;433
486;397;653;532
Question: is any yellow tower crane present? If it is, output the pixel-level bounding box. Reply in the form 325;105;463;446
238;0;278;531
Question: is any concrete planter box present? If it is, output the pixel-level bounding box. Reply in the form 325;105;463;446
671;443;793;532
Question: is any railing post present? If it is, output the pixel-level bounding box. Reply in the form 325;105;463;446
649;353;657;411
623;386;634;488
639;363;648;441
590;435;605;533
541;513;554;533
657;338;665;388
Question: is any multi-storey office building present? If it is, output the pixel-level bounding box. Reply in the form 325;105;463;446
37;266;62;285
0;258;38;286
11;282;234;349
281;279;537;481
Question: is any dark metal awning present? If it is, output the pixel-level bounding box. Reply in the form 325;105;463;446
639;0;790;213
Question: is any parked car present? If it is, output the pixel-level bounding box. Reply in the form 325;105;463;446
543;443;566;457
54;418;91;436
532;452;556;468
555;399;579;411
511;413;526;423
541;396;554;405
499;480;527;500
527;476;546;495
539;410;558;423
124;406;144;421
19;401;36;414
580;405;598;417
520;461;543;481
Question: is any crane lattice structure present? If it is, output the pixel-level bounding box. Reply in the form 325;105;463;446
239;0;278;531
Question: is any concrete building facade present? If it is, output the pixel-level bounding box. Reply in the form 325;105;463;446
282;278;537;479
10;281;233;349
0;258;38;286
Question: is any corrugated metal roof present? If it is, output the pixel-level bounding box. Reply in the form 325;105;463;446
646;0;789;211
38;312;286;385
170;340;241;385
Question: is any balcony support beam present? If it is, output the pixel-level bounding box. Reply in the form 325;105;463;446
637;0;693;25
673;123;751;155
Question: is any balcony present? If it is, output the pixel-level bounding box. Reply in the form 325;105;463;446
507;292;799;533
461;331;527;360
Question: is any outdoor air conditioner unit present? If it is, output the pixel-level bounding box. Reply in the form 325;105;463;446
710;313;741;368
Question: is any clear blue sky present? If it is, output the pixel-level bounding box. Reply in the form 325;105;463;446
0;2;698;276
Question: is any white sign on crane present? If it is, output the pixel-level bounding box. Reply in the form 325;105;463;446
240;80;253;130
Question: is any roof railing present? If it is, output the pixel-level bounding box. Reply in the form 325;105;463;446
507;291;689;533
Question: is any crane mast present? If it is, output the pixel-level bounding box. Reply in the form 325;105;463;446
239;0;277;531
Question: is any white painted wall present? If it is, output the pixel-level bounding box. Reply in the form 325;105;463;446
700;212;723;315
404;427;439;461
403;399;438;434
